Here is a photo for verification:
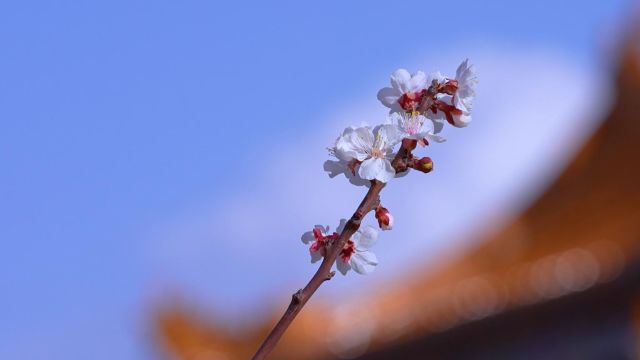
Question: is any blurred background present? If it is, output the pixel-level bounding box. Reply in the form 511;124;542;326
1;1;639;359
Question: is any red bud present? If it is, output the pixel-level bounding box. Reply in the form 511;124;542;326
375;205;394;231
414;157;433;173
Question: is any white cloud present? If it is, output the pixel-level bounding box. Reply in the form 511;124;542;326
143;43;611;317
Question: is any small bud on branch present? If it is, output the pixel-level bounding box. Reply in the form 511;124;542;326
375;205;394;230
411;156;434;173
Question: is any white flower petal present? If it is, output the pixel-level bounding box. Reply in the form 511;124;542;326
376;123;399;144
301;231;315;244
455;95;473;113
456;59;468;78
377;159;396;183
453;111;472;128
336;257;351;275
359;158;396;183
355;225;378;250
310;249;323;263
389;112;403;125
411;119;446;143
407;70;427;92
340;126;356;137
348;127;375;161
335;126;373;161
420;116;435;133
374;123;401;147
376;87;402;110
333;141;358;162
352;126;375;145
358;158;383;181
332;128;358;161
426;133;447;143
432;118;445;134
350;250;378;275
390;68;411;93
454;59;477;112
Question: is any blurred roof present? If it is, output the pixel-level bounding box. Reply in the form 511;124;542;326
155;34;640;360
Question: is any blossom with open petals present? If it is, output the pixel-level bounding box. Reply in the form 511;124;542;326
331;125;397;183
377;69;428;113
336;225;379;275
390;112;445;145
437;60;477;127
301;225;338;263
417;60;477;128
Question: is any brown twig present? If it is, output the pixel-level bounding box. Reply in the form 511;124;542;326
251;139;417;360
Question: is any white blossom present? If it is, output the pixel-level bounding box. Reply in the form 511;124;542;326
390;112;445;144
301;224;338;263
336;225;379;275
376;69;428;113
331;125;397;183
438;59;477;128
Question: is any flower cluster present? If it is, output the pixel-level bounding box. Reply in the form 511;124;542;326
301;220;379;275
305;59;476;275
377;59;477;127
326;59;476;185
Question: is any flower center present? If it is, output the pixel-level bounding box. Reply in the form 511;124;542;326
310;229;339;253
370;132;386;159
340;240;356;262
398;89;426;111
403;112;423;135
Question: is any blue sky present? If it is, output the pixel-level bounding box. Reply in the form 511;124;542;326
0;0;634;359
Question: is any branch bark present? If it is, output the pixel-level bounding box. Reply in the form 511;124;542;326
251;139;417;360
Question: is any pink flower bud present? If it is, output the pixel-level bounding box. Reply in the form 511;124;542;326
375;205;394;231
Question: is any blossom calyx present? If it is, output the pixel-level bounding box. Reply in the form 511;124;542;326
301;225;339;263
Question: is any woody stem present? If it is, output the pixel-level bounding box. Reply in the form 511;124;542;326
251;139;416;360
